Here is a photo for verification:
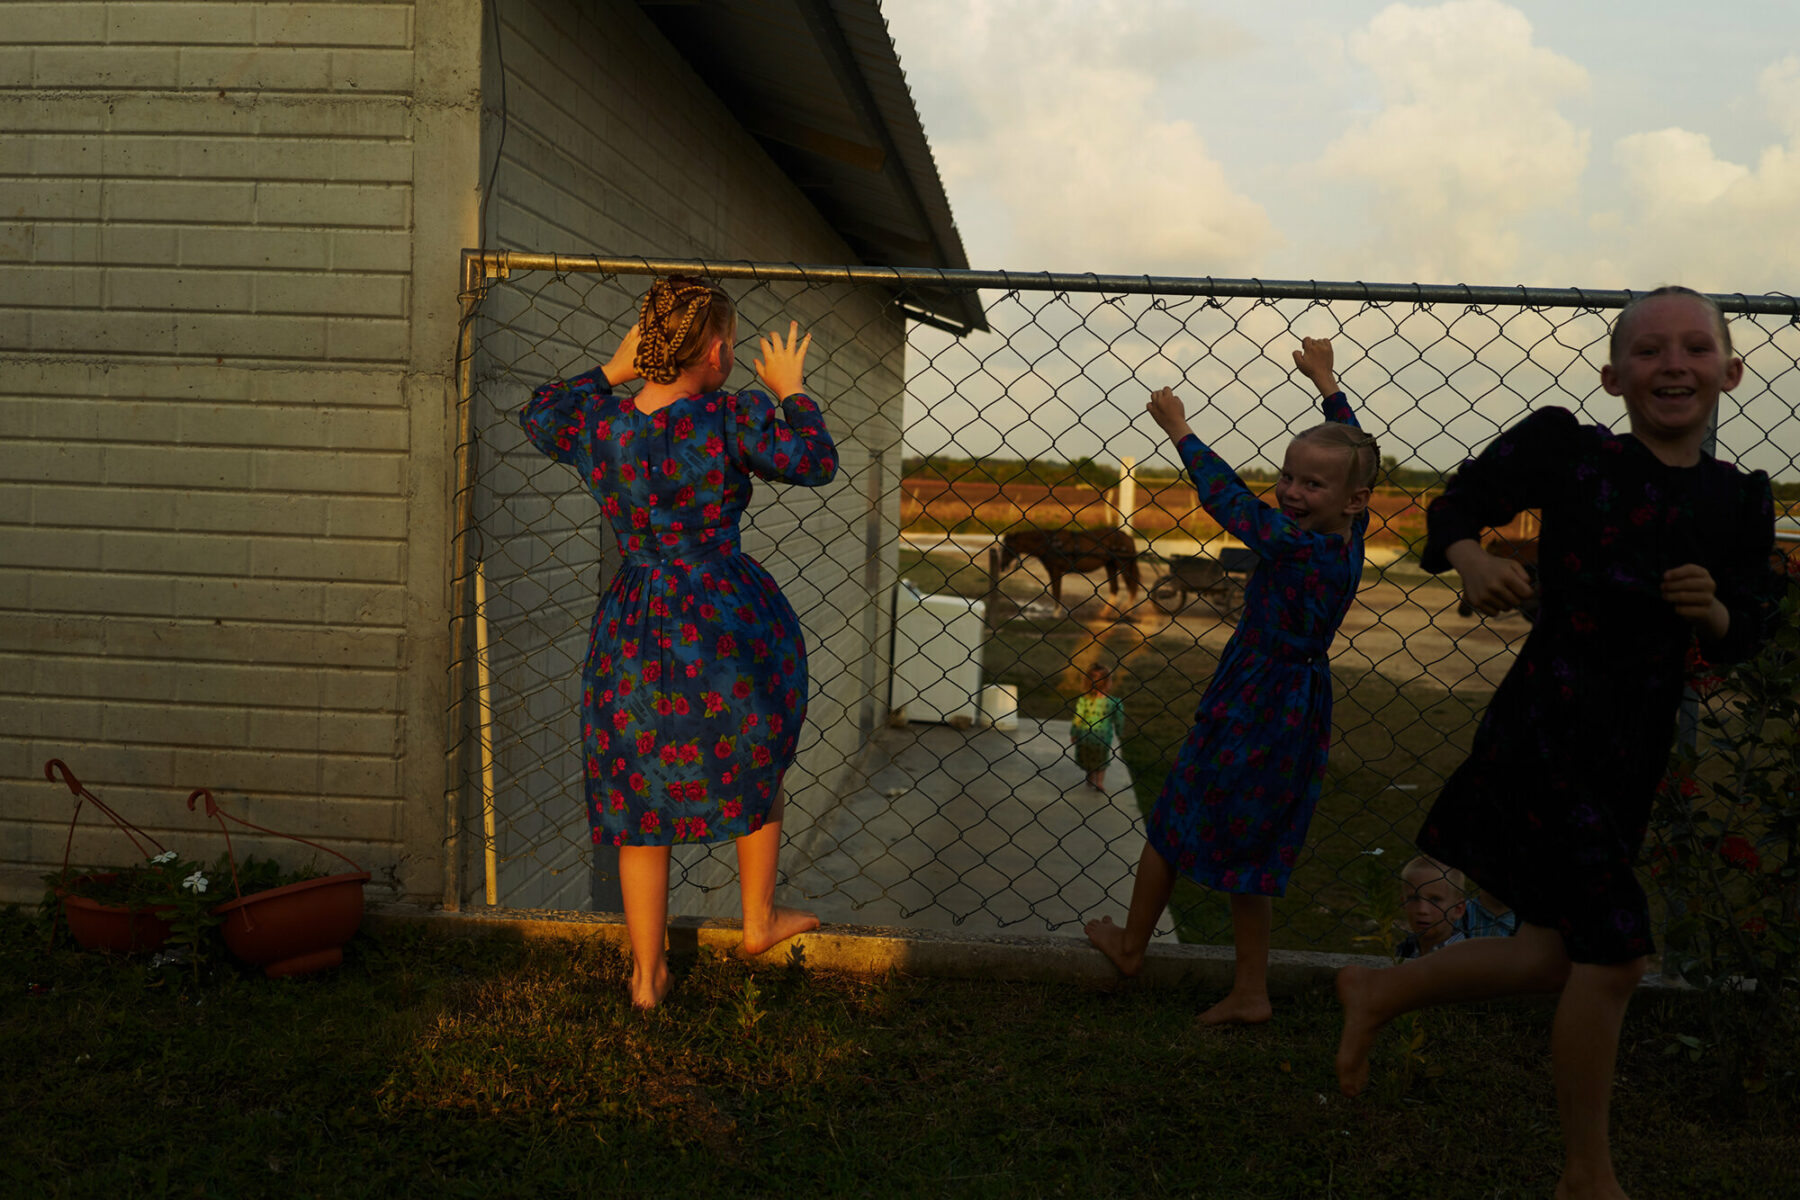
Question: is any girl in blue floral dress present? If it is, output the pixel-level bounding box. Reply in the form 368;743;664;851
522;277;837;1007
1087;338;1376;1025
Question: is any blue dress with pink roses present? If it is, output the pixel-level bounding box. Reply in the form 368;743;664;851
1146;391;1367;897
522;371;837;847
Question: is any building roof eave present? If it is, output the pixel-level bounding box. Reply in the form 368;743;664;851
638;0;988;334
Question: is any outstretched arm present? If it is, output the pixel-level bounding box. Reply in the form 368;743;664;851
1148;386;1196;446
1292;336;1338;400
1294;336;1360;427
755;321;812;400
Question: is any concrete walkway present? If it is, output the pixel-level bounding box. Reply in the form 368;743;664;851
784;717;1176;941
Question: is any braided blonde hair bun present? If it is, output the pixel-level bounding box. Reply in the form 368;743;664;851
634;276;736;385
1293;421;1381;491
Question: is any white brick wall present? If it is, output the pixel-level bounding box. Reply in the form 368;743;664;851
3;0;910;916
1;1;475;901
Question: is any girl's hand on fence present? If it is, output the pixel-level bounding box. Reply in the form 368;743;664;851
602;323;642;387
1662;563;1730;639
1445;539;1534;615
756;321;812;399
1148;387;1194;443
1292;337;1338;398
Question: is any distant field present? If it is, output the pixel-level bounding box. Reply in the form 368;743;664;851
902;475;1442;548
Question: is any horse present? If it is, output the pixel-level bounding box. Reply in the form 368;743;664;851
997;527;1141;608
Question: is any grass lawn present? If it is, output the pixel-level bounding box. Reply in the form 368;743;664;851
6;911;1793;1199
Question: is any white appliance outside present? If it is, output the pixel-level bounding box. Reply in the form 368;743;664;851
889;580;985;726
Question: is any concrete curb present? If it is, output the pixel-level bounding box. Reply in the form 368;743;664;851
367;902;1696;997
370;902;1387;996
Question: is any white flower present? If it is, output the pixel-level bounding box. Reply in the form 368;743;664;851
182;871;209;894
152;851;178;864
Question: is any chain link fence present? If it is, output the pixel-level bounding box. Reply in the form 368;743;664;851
449;256;1799;956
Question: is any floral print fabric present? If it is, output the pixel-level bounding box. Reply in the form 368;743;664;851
521;370;837;846
1417;408;1774;963
1146;392;1368;896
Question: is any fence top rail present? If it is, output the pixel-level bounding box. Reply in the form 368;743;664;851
466;250;1800;317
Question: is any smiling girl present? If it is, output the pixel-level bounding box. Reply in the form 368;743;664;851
1334;287;1777;1200
1086;337;1378;1025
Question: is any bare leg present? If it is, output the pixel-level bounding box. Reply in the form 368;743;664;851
1085;841;1175;976
1335;922;1571;1095
1552;958;1646;1200
618;844;673;1008
1200;894;1273;1025
736;792;818;957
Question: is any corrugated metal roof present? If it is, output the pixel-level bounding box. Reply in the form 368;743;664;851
638;0;986;333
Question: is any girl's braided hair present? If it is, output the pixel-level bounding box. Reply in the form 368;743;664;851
634;276;736;385
1294;421;1381;490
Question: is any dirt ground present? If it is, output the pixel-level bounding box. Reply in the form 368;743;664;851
905;537;1532;695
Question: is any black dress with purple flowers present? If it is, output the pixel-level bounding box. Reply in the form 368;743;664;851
522;371;837;847
1418;408;1774;963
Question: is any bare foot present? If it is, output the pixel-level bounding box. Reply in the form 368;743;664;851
1334;964;1383;1096
1554;1167;1631;1200
1084;916;1144;977
1554;1178;1630;1200
630;961;673;1010
741;905;818;957
1197;989;1272;1026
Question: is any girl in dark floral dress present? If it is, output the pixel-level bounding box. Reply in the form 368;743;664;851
522;277;836;1007
1335;288;1776;1200
1087;337;1377;1025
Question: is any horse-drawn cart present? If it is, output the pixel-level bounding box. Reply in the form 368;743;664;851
1149;547;1258;617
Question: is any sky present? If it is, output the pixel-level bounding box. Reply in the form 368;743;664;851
880;0;1800;473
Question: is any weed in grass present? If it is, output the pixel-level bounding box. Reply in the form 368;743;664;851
733;973;768;1033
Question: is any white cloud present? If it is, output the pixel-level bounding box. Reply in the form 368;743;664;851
885;0;1275;274
1315;0;1589;281
1586;59;1800;293
1613;129;1748;218
1760;54;1800;140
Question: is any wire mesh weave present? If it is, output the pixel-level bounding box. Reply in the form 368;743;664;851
450;257;1798;954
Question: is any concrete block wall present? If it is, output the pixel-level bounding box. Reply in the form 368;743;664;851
1;2;484;901
465;0;906;913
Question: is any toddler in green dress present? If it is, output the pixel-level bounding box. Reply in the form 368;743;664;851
1070;665;1124;791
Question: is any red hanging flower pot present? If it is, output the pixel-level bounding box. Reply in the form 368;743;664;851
44;761;179;955
212;871;371;978
56;872;176;954
188;788;370;979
